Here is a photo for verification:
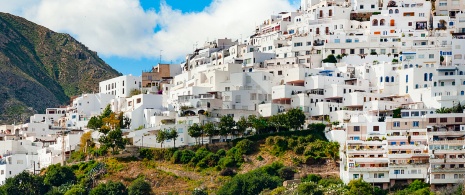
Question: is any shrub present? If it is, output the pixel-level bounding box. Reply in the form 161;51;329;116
218;157;236;168
128;177;152;195
235;139;254;155
217;167;283;195
294;145;305;155
302;174;322;183
278;167;295;180
265;137;275;145
296;182;323;195
139;148;154;160
216;149;226;157
256;155;264;161
219;168;235;176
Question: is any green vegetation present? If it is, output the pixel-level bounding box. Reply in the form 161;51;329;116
436;103;464;113
322;54;338;63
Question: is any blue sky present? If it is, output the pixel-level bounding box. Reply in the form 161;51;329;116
0;0;297;76
104;0;214;76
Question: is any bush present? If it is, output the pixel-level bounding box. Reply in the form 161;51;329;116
218;157;236;168
256;155;264;161
219;168;235;176
139;148;154;160
128;177;152;195
216;149;226;157
235;139;254;155
293;145;305;155
217;167;283;195
265;137;275;145
44;164;77;187
297;182;323;195
278;167;295;180
302;174;322;183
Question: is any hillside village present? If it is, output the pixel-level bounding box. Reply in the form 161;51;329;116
1;0;465;191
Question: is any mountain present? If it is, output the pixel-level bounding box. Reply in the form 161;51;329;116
0;12;121;124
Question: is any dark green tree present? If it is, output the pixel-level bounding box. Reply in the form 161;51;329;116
100;104;112;119
0;171;49;195
322;54;337;63
269;113;286;132
167;127;179;148
218;115;235;142
188;123;203;145
286;108;306;130
203;122;217;144
99;128;127;154
156;130;167;148
235;116;248;137
44;164;77;187
87;116;103;130
248;115;267;134
128;177;152;195
347;179;384;195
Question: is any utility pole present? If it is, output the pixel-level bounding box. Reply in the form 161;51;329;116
61;130;65;165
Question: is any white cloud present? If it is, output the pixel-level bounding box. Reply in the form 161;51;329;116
0;0;296;61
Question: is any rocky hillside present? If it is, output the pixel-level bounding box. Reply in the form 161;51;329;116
0;12;121;123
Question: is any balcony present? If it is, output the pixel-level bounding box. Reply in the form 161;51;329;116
389;173;426;179
431;167;465;173
430;158;465;163
430;140;465;145
350;167;389;172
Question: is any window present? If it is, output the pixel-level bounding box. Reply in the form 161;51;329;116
394;121;400;127
360;5;364;9
413;121;419;127
294;42;303;47
225;87;230;91
429;118;437;123
353;174;360;179
429;54;434;59
406;75;409;82
462;91;465;96
456;117;463;122
440;118;447;123
278;71;282;75
354;126;360;131
306;42;311;46
391;76;394;82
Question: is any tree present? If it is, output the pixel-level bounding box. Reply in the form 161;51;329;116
87;116;103;130
286;108;306;130
167;127;179;148
101;104;112;119
218;115;235;142
296;182;323;195
0;171;49;195
269;113;286;132
90;181;128;195
64;186;86;195
102;112;120;130
322;54;337;63
118;113;131;129
325;142;340;162
128;177;152;195
44;164;77;187
347;179;384;195
235;116;248;137
188;123;203;145
156;130;167;148
203;122;217;144
79;131;93;154
99;128;127;154
248;115;267;134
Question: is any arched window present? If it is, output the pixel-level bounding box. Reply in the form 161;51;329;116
460;71;463;75
329;9;333;17
424;73;428;81
391;76;394;82
385;76;390;82
372;19;379;26
409;64;413;68
406;75;409;82
389;9;393;14
380;77;383;82
395;9;399;14
380;19;385;26
429;73;433;81
319;10;323;18
415;84;419;89
404;64;408;69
